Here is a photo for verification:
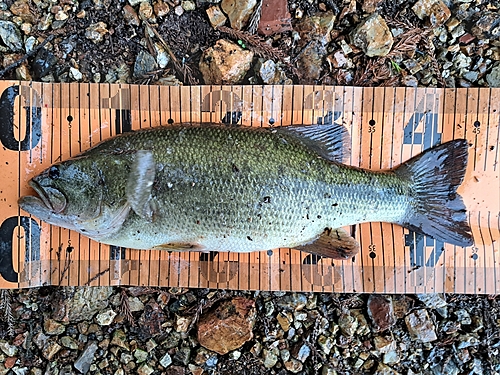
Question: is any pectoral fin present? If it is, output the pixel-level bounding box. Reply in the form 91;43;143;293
152;242;205;251
126;150;156;221
295;227;359;259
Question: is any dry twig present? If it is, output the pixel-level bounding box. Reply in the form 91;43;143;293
142;20;198;85
0;35;55;78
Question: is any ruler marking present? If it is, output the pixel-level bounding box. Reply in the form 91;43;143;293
387;87;397;293
490;212;498;293
483;88;491;172
1;82;498;292
477;213;483;293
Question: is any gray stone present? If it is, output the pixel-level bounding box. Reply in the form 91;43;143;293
417;294;447;309
263;348;279;368
295;343;310;362
137;364;154;375
486;64;500;87
53;287;114;322
174;5;184;16
0;340;18;356
339;313;358;337
154;43;169;69
275;293;308;311
457;334;480;349
405;309;437;343
462;71;479;83
412;0;450;26
12;368;28;375
69;67;83;81
317;335;334;355
0;20;22;51
128;0;146;6
375;363;401;375
255;59;292;85
133;50;158;78
111;329;130;351
221;0;257;30
44;319;66;335
454;309;471;325
280;349;290;362
295;12;336;82
85;22;108;43
383;349;399;365
74;341;98;374
134;349;148;363
61;336;79;350
24;36;37;53
350;13;393;57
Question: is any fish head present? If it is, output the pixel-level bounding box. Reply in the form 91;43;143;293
19;156;106;229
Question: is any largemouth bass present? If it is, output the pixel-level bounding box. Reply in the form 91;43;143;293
18;124;473;259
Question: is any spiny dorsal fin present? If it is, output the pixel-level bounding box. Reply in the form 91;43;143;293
276;124;351;163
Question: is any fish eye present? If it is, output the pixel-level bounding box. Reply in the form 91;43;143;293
48;166;60;179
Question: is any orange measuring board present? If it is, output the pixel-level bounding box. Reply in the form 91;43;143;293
0;81;498;293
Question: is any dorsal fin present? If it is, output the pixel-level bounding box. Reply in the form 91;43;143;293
276;124;351;163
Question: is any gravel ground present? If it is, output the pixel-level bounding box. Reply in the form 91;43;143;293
0;0;500;374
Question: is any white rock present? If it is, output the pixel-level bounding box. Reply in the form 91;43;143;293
95;308;117;326
0;340;18;356
159;353;172;368
69;67;83;81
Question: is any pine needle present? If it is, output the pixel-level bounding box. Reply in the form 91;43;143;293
120;289;135;326
0;290;15;337
217;25;288;62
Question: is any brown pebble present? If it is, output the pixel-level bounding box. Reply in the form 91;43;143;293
367;295;395;332
197;297;256;355
4;357;17;369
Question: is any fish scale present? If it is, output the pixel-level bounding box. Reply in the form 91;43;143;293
68;125;409;249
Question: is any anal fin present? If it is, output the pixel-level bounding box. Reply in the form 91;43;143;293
295;227;359;259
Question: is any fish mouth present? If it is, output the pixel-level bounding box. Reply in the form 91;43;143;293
27;180;67;213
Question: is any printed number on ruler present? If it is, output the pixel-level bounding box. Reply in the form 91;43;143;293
201;90;243;124
402;93;445;277
302;254;342;286
0;85;42;283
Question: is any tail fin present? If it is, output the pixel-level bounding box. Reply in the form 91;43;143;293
395;139;473;247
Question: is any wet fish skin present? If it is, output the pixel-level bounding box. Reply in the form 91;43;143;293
18;124;473;258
